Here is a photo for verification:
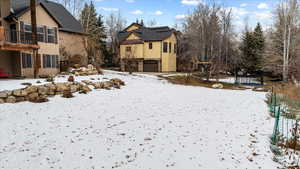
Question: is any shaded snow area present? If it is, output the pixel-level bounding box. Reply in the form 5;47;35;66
0;71;278;169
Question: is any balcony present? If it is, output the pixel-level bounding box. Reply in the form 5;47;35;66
0;26;39;52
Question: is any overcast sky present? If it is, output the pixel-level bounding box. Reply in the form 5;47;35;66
95;0;275;31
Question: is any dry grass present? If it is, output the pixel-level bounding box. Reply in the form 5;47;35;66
163;75;248;90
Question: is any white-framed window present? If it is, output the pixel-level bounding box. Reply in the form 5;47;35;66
43;54;59;68
37;26;45;42
21;53;32;68
47;27;55;43
24;23;32;43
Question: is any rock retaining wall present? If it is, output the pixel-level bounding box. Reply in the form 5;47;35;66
0;78;125;104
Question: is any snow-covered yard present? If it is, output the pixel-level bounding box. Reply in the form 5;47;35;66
0;71;278;169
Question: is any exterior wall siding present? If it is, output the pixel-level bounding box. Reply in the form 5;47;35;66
161;33;177;72
143;41;161;59
59;31;87;64
18;5;60;77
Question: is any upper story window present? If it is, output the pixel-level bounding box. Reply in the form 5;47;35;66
163;42;168;53
174;44;177;54
47;27;55;43
169;43;172;53
20;22;57;44
24;23;32;43
126;46;132;52
149;43;153;49
37;26;45;42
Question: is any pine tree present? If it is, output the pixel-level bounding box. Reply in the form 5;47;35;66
240;23;265;73
80;2;106;68
253;23;265;70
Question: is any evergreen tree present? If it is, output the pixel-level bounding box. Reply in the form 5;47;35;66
79;2;106;68
253;23;265;70
240;23;265;73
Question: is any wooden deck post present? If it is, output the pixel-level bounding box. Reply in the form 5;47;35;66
30;0;39;78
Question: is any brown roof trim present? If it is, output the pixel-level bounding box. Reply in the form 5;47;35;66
121;39;144;45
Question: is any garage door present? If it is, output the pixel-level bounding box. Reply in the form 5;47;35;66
144;60;159;72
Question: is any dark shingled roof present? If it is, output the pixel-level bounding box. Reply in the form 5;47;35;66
118;24;176;43
8;0;84;34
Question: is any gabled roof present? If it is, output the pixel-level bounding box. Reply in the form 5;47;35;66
7;0;84;34
118;24;176;43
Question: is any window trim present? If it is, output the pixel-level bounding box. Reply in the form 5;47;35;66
149;43;153;50
21;53;32;68
43;54;59;68
126;46;132;52
47;27;55;43
37;26;45;42
163;42;168;53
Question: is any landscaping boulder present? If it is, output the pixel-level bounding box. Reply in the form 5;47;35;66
110;78;125;86
16;97;26;102
6;96;16;103
68;76;75;82
29;95;48;103
62;90;74;98
0;91;9;98
38;86;49;95
56;83;70;93
81;80;93;85
45;84;56;95
24;86;38;94
13;89;28;97
70;85;79;93
79;85;92;94
92;82;104;89
28;92;39;100
46;76;54;82
212;83;224;89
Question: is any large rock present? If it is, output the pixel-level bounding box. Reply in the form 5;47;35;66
79;85;92;94
28;92;39;100
212;83;224;89
0;91;9;98
16;97;26;102
92;82;104;89
24;86;38;94
110;78;125;86
0;98;5;104
38;86;48;95
81;80;93;85
62;90;74;98
56;83;70;93
103;81;113;90
13;89;28;97
45;84;56;95
6;96;16;103
29;95;48;103
70;85;79;93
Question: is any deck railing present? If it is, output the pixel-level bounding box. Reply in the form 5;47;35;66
0;27;33;44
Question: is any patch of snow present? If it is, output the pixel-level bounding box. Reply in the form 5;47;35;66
0;70;278;169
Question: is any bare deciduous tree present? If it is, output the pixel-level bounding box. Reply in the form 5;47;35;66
106;12;127;65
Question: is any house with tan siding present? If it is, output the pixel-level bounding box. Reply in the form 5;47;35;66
0;0;87;78
118;23;177;72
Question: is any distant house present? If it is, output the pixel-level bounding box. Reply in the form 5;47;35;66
0;0;87;78
118;22;177;72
